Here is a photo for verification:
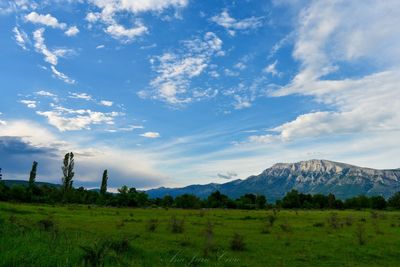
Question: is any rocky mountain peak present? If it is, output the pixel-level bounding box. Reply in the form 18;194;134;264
270;159;349;174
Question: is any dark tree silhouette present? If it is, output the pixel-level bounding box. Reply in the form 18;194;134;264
100;169;108;195
0;168;2;180
62;152;75;192
29;161;38;188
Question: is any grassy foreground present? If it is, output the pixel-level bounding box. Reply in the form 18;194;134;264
1;202;400;266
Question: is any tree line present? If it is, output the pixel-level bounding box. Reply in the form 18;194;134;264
1;153;400;210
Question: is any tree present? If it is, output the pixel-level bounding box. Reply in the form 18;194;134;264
256;195;267;209
370;196;387;210
388;192;400;209
62;152;75;193
282;190;301;209
0;168;2;180
29;161;38;189
100;169;108;195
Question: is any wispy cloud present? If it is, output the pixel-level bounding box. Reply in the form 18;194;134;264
140;132;160;138
13;26;29;50
139;32;222;105
211;10;263;36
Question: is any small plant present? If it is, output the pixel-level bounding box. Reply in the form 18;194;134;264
355;223;367;245
146;219;159;232
279;221;292;232
230;233;245;251
370;211;379;219
345;216;353;226
9;215;17;224
179;236;191;247
80;241;110;267
261;223;271;234
313;222;324;227
203;221;215;257
327;212;341;229
267;214;277;227
38;218;55;231
109;236;131;253
170;216;184;233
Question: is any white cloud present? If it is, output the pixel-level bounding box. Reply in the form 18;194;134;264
140;132;160;138
50;66;75;84
13;27;29;50
211;10;263;36
36;90;57;97
36;105;121;131
264;60;278;76
33;28;58;65
142;32;223;105
96;44;105;49
69;92;93;101
86;0;188;42
25;11;67;29
20;100;37;108
249;1;400;145
105;22;148;43
65;26;79;36
100;100;113;106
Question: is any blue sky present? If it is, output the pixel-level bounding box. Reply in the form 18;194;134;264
0;0;399;190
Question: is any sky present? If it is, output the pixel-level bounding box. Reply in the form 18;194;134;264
0;0;399;190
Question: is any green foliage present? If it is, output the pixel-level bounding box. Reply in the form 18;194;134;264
146;219;158;232
100;170;108;195
170;216;184;233
61;152;75;195
175;194;201;209
29;161;38;189
230;233;245;251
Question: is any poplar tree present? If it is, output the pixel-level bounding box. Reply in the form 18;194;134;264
100;169;108;195
62;152;75;192
28;161;38;188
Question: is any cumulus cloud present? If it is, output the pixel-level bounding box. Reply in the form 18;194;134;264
249;1;400;144
0;120;165;188
100;100;113;106
140;32;223;105
36;105;121;131
69;92;93;101
20;100;37;108
211;10;263;36
25;11;67;29
64;26;79;36
140;132;160;138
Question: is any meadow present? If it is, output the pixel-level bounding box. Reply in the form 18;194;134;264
1;202;400;267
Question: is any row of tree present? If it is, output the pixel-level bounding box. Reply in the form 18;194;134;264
1;153;400;210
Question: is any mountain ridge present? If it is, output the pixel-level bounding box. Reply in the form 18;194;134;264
147;159;400;201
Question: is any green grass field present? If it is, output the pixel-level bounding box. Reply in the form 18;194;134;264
1;202;400;266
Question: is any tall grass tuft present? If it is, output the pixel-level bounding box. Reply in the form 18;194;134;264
355;223;367;245
230;233;246;251
80;241;109;267
170;216;184;233
146;219;159;232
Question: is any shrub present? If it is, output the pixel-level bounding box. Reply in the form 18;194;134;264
327;212;341;229
109;237;130;253
146;219;159;232
267;214;277;227
313;222;324;227
203;221;215;257
230;233;245;251
355;223;367;245
170;216;184;233
279;222;292;232
80;241;109;267
345;216;353;226
38;218;55;231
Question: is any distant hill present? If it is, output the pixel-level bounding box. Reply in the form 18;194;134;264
1;180;60;188
147;159;400;201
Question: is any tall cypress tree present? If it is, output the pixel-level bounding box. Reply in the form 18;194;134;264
100;169;108;195
29;161;38;188
62;152;75;192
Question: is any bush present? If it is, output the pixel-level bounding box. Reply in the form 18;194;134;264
230;233;245;251
109;236;131;253
146;219;159;232
279;222;292;232
355;223;367;245
345;216;353;226
80;241;109;267
203;221;215;257
170;216;184;233
313;222;324;227
327;213;342;229
38;218;55;231
267;214;277;227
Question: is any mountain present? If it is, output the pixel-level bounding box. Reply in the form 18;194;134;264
147;160;400;201
1;180;60;188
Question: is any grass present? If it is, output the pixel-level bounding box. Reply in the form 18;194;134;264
1;202;400;266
